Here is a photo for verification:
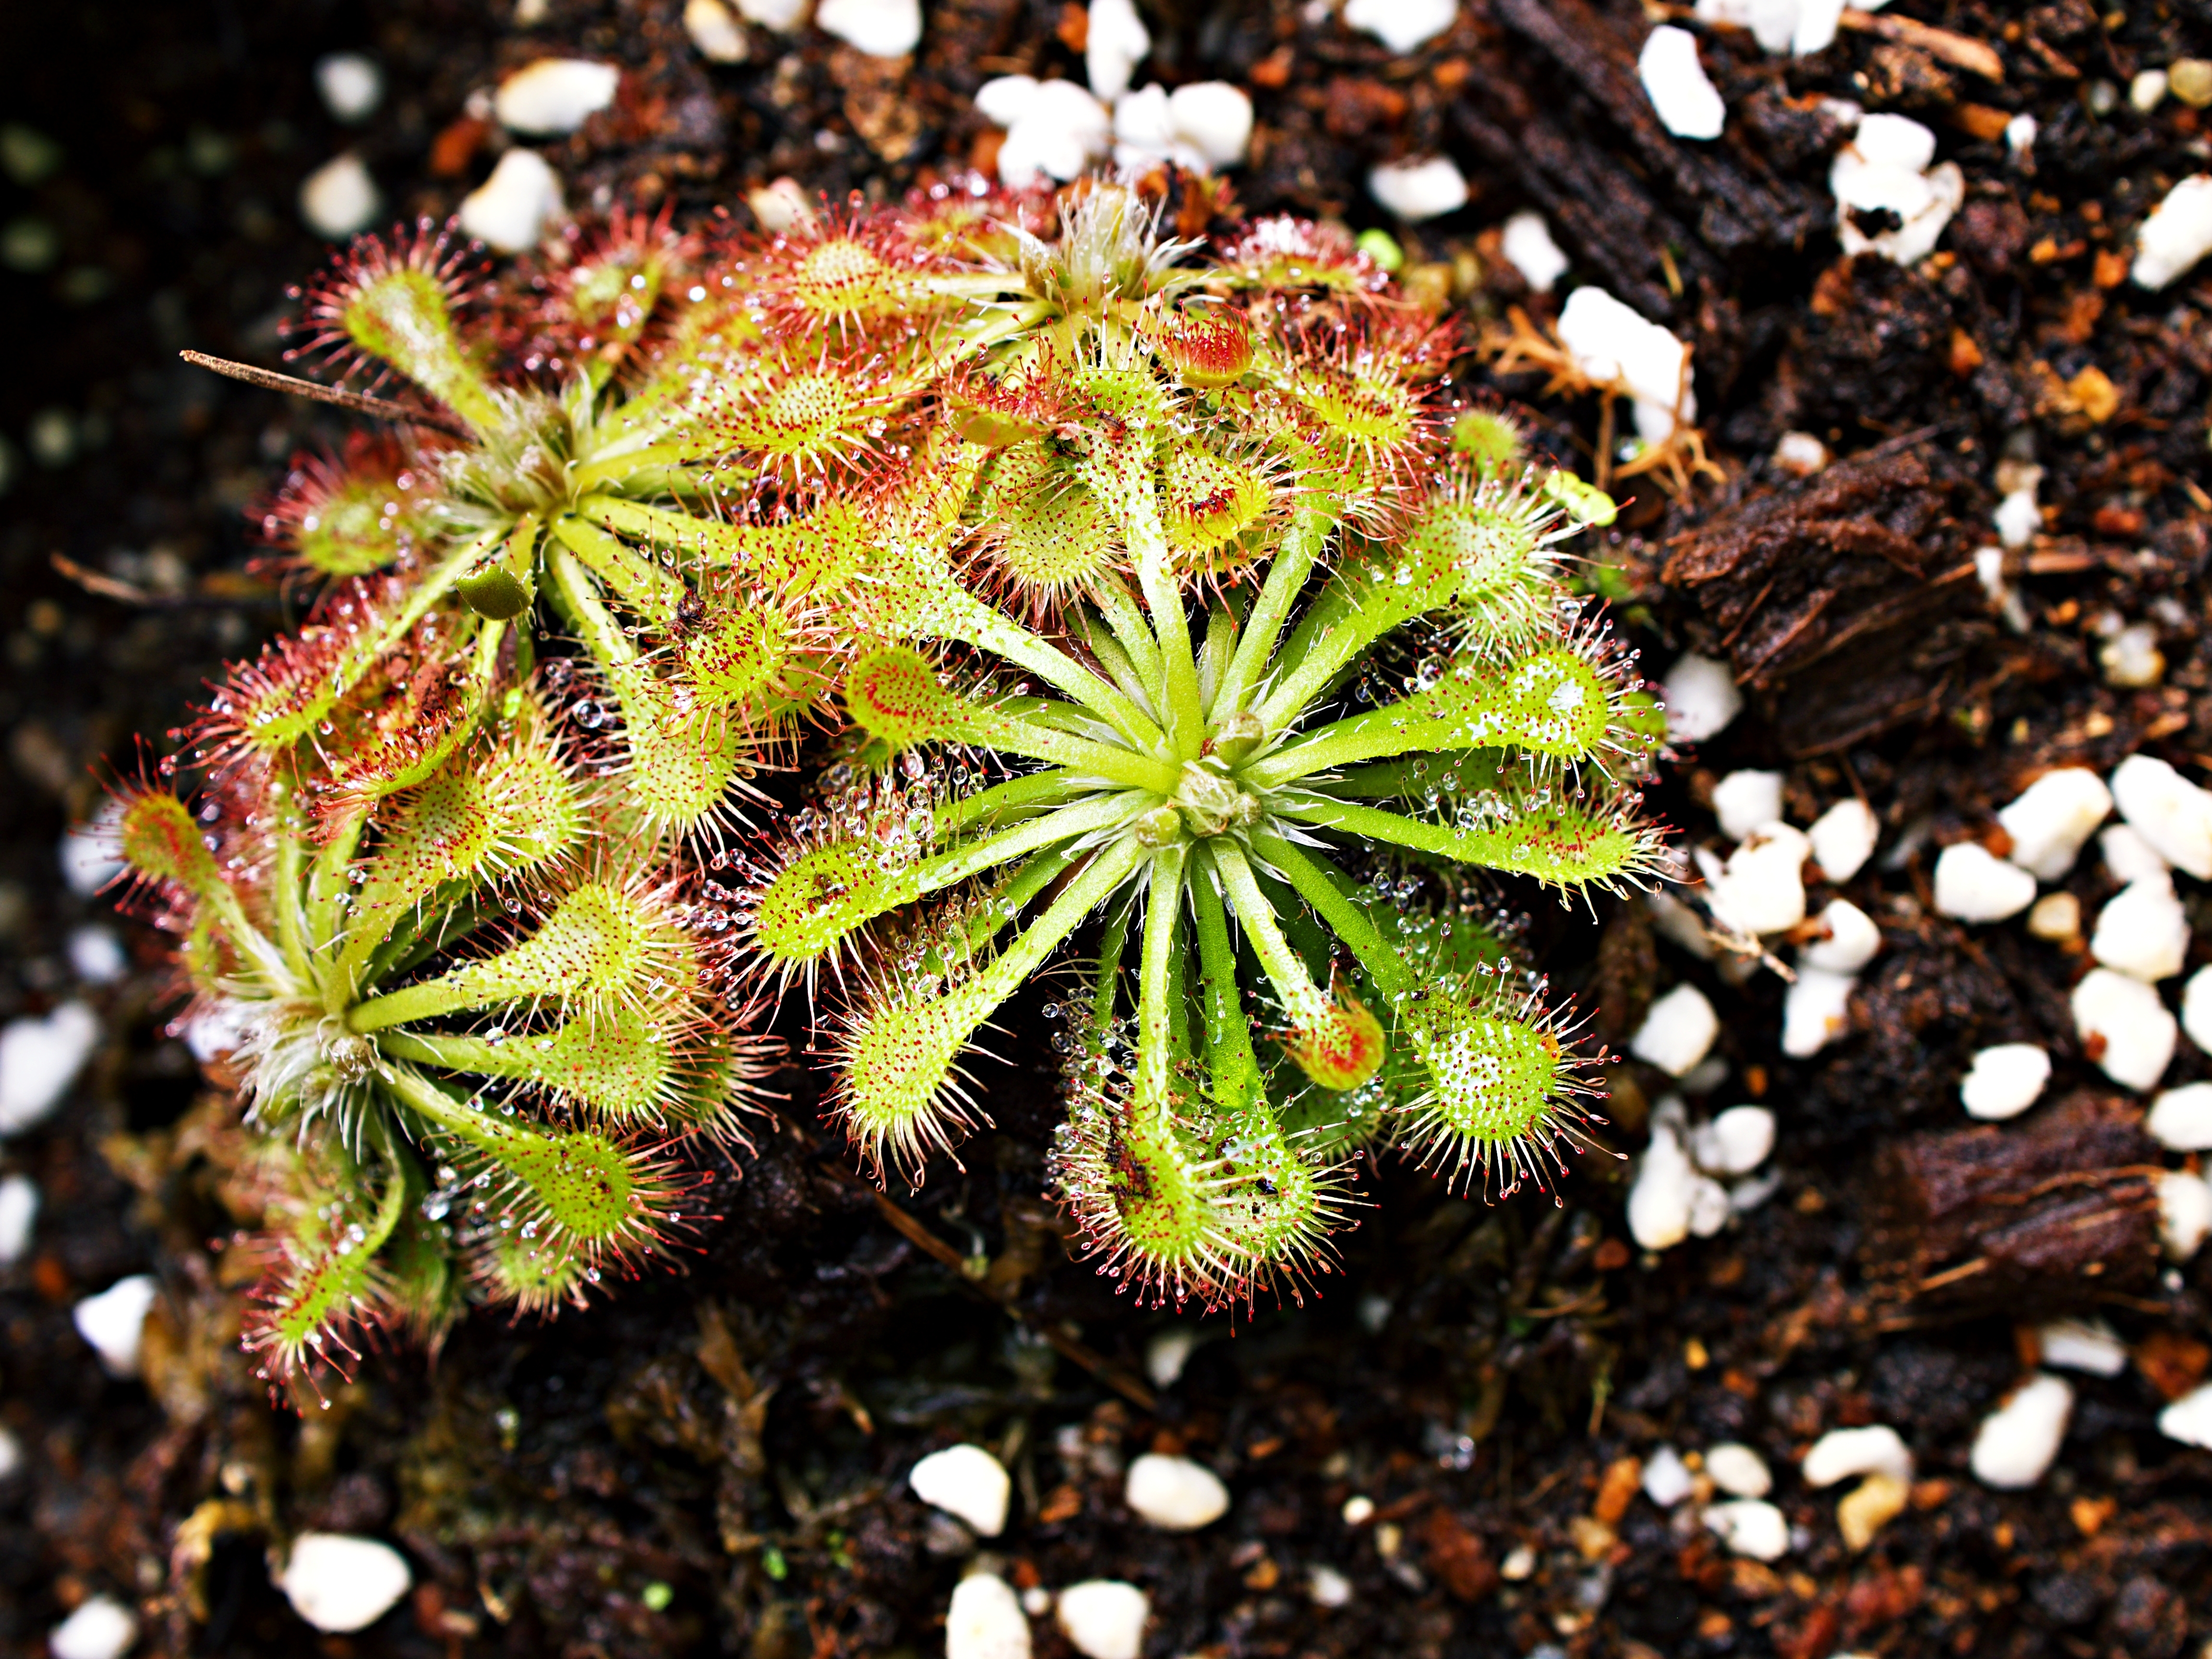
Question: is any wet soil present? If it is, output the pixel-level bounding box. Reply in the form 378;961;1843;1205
3;0;2212;1656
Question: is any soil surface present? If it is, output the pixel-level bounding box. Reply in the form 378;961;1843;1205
4;1;2212;1656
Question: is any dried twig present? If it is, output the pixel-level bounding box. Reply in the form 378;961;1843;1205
180;349;473;439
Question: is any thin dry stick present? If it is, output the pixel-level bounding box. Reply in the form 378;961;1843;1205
180;350;473;439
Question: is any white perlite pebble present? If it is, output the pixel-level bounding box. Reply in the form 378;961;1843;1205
1782;966;1856;1058
1932;843;2036;923
2158;1169;2212;1260
685;0;752;62
1629;984;1719;1078
0;1001;100;1138
1691;1106;1774;1176
1662;652;1742;743
1802;1426;1913;1488
1639;26;1725;141
1557;285;1697;443
1774;430;1829;476
1500;211;1568;292
1713;770;1785;841
1959;1044;2050;1121
0;1172;37;1265
278;1534;412;1633
2092;876;2190;982
1996;768;2112;880
818;0;922;56
2027;892;2080;941
61;804;126;897
995;81;1111;188
74;1274;158;1378
1705;1443;1772;1498
1993;490;2041;550
2146;1082;2212;1150
946;1575;1031;1659
1642;1445;1694;1506
1145;1326;1197;1388
2103;824;2173;886
2159;1381;2212;1448
69;926;127;986
2187;964;2212;1054
1807;798;1878;882
1111;83;1253;174
49;1596;138;1659
2132;173;2212;289
2112;754;2212;878
299;154;380;240
1970;1373;2073;1489
1802;899;1881;974
2037;1317;2127;1378
974;74;1038;128
459;149;564;253
315;53;385;122
1708;824;1812;937
1832;112;1963;265
1368;156;1469;222
494;59;621;133
737;0;806;27
1705;1498;1789;1561
1345;0;1458;54
0;1424;19;1479
1308;1565;1353;1608
1627;1117;1698;1250
1083;0;1149;101
1694;0;1843;56
1056;1580;1149;1659
2102;622;2165;689
2074;969;2177;1091
910;1444;1011;1537
1124;1453;1229;1530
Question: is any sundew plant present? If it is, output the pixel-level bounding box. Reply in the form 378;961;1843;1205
112;180;1669;1388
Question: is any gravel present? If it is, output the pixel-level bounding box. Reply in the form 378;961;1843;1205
0;1000;99;1137
1705;1442;1772;1498
493;58;621;134
1555;286;1696;443
1995;768;2112;881
1711;769;1784;841
1660;652;1742;743
1805;798;1878;882
1802;1425;1913;1487
947;1574;1031;1659
2145;1082;2212;1151
1704;1498;1789;1561
2091;876;2191;981
1969;1373;2073;1490
1367;156;1469;223
909;1443;1011;1537
298;153;380;239
48;1596;138;1659
1931;843;2036;923
0;1172;36;1265
1123;1453;1229;1531
1830;112;1964;266
276;1532;414;1634
2130;173;2212;289
458;149;564;253
1637;25;1725;142
1499;211;1567;293
2036;1318;2128;1378
1056;1580;1149;1659
71;1274;157;1378
1959;1043;2051;1121
2072;968;2178;1091
2110;754;2212;879
1628;984;1719;1079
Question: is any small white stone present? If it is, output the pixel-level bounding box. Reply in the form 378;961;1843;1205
2027;892;2080;940
1807;798;1878;881
747;177;814;233
2186;964;2212;1054
1640;26;1726;141
1500;210;1568;292
1970;1373;2073;1489
2037;1317;2127;1378
1124;1453;1229;1531
1782;966;1856;1059
459;149;564;253
997;81;1111;188
73;1274;158;1378
1345;0;1459;54
947;1575;1032;1659
0;1423;19;1479
1791;0;1846;54
2158;1169;2212;1260
1629;985;1719;1078
975;74;1040;128
1084;0;1149;101
314;53;385;122
1341;1494;1374;1525
2130;68;2169;111
2092;875;2190;982
910;1444;1011;1537
278;1534;412;1634
1661;652;1742;743
2112;754;2212;879
60;805;126;898
2101;622;2165;688
1706;1443;1772;1498
1691;1106;1774;1176
2004;113;2037;158
1145;1326;1198;1388
1308;1564;1353;1608
1712;770;1785;841
737;0;807;27
1931;843;2036;923
1711;824;1811;936
1642;1444;1694;1506
1729;1169;1783;1214
1166;83;1253;169
1021;1586;1052;1618
1992;489;2041;551
1693;0;1793;54
1996;768;2112;880
818;0;921;56
68;926;126;986
299;154;379;239
1056;1580;1149;1659
49;1596;138;1659
1368;156;1469;222
1557;286;1697;441
493;59;621;134
685;0;752;62
1959;1044;2050;1121
1687;1171;1732;1237
1774;430;1830;476
1802;1425;1913;1488
2132;173;2212;289
1832;113;1962;265
0;1172;36;1265
182;1000;253;1067
2147;1081;2212;1150
1627;1116;1697;1250
2102;824;2173;886
1705;1498;1790;1561
0;1000;101;1137
2073;968;2177;1091
1802;898;1881;974
2160;1381;2212;1449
